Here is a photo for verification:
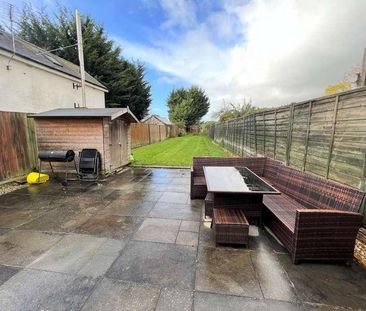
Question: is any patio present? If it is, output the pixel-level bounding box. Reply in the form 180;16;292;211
0;167;365;310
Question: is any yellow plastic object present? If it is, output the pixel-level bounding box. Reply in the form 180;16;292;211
26;172;49;184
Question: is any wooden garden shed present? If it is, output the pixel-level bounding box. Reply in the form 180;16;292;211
30;107;138;175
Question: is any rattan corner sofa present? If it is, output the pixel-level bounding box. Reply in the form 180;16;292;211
191;156;365;264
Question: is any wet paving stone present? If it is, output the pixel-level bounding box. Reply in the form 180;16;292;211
0;265;20;286
81;278;160;311
155;288;193;311
149;202;201;221
195;247;262;298
28;234;125;277
180;220;200;232
13;181;91;197
19;207;93;233
0;230;63;266
176;231;198;247
0;207;46;229
194;292;303;311
74;214;144;239
250;246;298;302
106;241;196;290
198;221;216;248
158;192;191;204
0;193;54;210
278;255;366;309
133;218;181;244
99;200;155;217
0;269;96;311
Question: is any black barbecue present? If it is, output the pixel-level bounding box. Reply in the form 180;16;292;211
38;150;77;186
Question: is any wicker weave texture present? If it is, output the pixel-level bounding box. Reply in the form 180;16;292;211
213;208;249;245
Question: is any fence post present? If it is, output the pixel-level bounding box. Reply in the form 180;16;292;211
148;124;151;144
263;112;266;156
303;101;313;171
286;103;295;165
274;109;277;159
254;114;258;156
360;153;366;224
325;95;340;179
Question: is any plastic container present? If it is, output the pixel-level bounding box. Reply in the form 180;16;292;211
26;172;49;184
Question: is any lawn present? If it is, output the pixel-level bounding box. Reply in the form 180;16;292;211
132;134;232;166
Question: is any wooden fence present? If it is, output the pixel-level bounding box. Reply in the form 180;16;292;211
131;123;180;148
213;87;366;218
0;111;38;183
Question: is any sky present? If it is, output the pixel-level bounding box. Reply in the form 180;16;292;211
8;0;366;119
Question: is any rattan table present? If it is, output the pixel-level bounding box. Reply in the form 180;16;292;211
203;166;280;225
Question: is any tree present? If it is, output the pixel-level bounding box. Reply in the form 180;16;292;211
167;86;209;130
214;100;263;122
17;5;151;119
325;81;351;95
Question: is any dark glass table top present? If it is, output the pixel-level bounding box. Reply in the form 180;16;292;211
203;166;280;194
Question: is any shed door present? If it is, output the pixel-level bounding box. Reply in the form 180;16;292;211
110;119;128;169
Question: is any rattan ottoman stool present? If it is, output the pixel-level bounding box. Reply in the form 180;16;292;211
213;208;249;246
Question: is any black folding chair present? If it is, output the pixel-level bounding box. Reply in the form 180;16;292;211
78;149;100;181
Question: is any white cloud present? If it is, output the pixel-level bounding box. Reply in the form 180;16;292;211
119;0;366;118
159;0;197;29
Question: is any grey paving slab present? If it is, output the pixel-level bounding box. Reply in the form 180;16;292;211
180;220;200;232
107;241;196;289
19;207;92;233
303;302;356;311
0;207;45;229
0;269;96;311
195;247;262;298
278;255;366;309
0;265;20;286
81;278;160;311
28;234;125;277
198;221;216;249
176;231;198;247
0;229;9;236
74;214;144;239
170;178;191;185
194;292;303;311
158;192;190;204
0;193;54;210
149;202;201;221
133;218;181;244
250;246;297;302
156;288;193;311
100;200;155;216
0;230;63;266
163;184;191;193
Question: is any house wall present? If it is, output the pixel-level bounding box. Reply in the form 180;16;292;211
0;53;106;113
142;116;164;125
34;118;106;173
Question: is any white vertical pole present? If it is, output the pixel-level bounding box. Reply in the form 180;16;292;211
361;48;366;87
76;10;86;108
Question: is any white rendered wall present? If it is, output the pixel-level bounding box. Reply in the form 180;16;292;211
0;53;106;113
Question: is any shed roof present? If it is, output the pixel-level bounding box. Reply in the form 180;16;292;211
30;108;139;123
141;114;172;125
0;32;107;90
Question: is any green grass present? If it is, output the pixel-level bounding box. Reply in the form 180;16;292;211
132;134;232;166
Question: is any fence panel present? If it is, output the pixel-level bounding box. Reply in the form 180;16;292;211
0;111;38;182
131;123;180;148
212;86;366;194
131;123;150;148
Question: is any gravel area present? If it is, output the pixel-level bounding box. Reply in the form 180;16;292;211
0;182;27;195
355;228;366;268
